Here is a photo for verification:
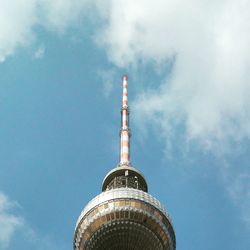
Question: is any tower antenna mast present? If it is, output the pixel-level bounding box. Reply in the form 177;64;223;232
120;75;131;165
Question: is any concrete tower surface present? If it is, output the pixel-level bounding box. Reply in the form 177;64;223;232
74;76;176;250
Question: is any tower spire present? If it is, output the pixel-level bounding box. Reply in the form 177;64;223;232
120;75;131;165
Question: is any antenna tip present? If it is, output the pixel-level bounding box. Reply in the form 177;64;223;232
122;75;128;81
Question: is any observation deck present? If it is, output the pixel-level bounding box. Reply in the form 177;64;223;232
74;188;176;250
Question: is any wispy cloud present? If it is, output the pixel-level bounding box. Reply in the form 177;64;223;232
225;172;250;226
98;69;116;97
0;192;23;249
34;44;45;59
21;227;68;250
0;191;67;250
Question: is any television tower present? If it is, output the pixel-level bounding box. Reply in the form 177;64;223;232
74;75;176;250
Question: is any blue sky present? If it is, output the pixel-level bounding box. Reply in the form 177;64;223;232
0;1;250;249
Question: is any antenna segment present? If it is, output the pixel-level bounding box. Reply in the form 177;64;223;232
120;75;131;165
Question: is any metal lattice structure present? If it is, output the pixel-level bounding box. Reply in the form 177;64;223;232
74;76;176;250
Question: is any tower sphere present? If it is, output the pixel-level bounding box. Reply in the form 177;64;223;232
74;76;176;250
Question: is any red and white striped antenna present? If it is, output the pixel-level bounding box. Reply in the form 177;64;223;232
120;75;131;165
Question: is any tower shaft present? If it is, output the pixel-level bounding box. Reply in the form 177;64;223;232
74;75;176;250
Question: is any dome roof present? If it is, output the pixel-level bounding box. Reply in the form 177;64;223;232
102;165;148;192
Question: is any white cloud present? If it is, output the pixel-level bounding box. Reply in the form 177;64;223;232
0;192;23;249
94;0;250;149
40;0;91;32
0;0;37;62
0;0;92;62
